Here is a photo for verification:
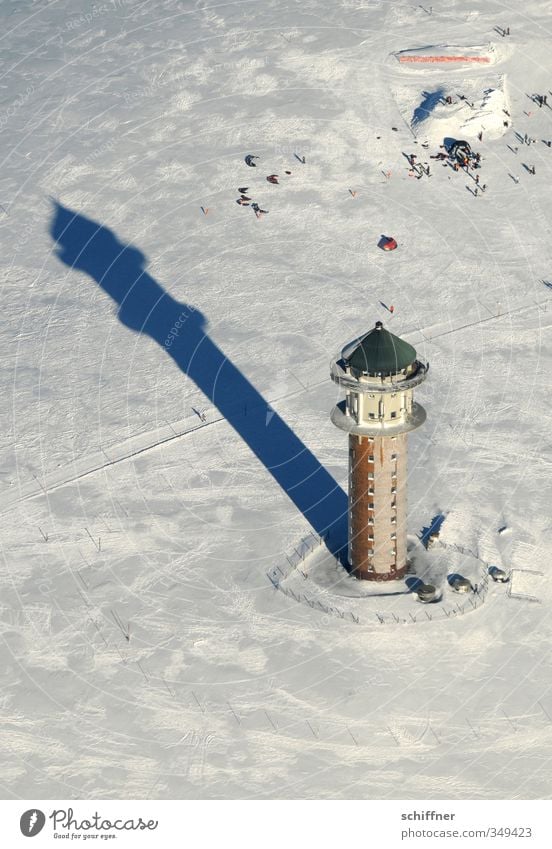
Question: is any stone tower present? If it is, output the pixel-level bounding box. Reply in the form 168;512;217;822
330;321;428;580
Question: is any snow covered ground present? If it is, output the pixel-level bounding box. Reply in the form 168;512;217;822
1;0;552;799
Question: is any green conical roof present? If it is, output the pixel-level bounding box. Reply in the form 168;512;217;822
343;321;417;375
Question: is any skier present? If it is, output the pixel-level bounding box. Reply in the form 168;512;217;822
245;154;259;167
251;202;269;218
238;187;249;194
266;174;279;184
478;131;483;141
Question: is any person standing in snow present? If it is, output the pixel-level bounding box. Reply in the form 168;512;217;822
251;202;269;218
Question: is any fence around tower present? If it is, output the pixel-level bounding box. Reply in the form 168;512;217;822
267;534;494;626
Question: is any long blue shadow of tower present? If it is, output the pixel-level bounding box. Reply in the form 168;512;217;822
50;203;347;552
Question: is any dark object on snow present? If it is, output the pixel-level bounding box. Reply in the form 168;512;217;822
251;203;269;215
266;174;279;184
240;195;251;201
285;170;292;175
449;575;472;593
378;235;398;251
245;154;259;167
416;584;439;604
391;127;398;131
236;198;249;205
447;139;472;162
489;566;509;583
238;187;249;193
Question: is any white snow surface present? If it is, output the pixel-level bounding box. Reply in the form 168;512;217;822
1;0;552;800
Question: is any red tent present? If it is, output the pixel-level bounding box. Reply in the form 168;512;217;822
379;236;398;251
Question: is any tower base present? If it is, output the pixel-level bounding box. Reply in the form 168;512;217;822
352;563;409;582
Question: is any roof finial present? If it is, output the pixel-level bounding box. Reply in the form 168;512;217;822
375;320;383;330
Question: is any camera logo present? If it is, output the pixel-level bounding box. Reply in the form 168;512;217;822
20;810;46;837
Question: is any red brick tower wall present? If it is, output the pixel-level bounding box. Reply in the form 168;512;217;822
349;432;408;580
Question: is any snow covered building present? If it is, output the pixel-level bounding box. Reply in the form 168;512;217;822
330;322;428;580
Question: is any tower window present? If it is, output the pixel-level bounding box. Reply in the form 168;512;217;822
391;453;397;460
368;472;374;480
391;486;397;494
368;533;374;540
390;411;397;419
390;532;397;540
